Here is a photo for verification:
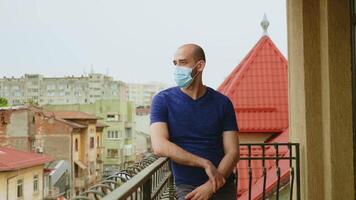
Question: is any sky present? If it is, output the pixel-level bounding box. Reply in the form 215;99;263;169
0;0;287;89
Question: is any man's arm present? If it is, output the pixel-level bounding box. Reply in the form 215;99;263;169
150;122;225;191
217;130;240;178
150;122;208;168
185;131;239;200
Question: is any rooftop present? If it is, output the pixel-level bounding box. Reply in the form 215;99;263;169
218;35;288;133
0;147;53;171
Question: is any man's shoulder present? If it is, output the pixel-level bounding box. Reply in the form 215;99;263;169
153;86;178;101
207;86;231;103
156;86;178;96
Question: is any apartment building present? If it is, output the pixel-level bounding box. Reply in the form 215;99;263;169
0;73;128;106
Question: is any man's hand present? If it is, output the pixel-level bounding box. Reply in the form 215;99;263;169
185;181;214;200
203;160;226;193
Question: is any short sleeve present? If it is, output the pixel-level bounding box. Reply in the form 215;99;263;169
223;98;239;132
150;93;168;124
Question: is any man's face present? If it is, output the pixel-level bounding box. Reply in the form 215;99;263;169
173;47;198;69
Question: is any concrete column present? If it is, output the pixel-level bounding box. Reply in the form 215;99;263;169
287;0;354;199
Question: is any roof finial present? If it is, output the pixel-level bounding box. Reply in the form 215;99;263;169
261;13;269;36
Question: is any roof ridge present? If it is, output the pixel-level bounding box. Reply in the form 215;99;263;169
224;36;270;93
218;37;266;92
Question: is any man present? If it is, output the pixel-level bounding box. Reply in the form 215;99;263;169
150;44;239;200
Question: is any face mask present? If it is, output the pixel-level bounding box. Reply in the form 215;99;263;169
173;64;199;88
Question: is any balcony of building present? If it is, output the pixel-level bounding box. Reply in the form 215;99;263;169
69;143;300;200
74;176;90;189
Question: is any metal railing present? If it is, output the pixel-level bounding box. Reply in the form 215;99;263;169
102;157;174;200
72;143;300;200
237;143;300;200
71;154;175;200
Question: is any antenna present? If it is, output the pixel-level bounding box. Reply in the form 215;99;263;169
261;13;270;36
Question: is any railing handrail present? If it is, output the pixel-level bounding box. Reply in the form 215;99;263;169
102;157;170;200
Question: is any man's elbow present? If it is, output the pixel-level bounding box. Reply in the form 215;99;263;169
152;142;168;157
152;146;164;157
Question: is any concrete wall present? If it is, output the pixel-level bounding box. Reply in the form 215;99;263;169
0;165;45;200
287;0;355;199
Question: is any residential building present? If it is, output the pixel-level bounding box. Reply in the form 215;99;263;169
0;106;104;198
134;115;152;159
44;99;136;172
127;82;167;107
0;147;52;200
0;73;128;106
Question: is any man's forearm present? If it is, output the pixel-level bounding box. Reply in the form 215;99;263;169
155;140;209;168
217;152;239;179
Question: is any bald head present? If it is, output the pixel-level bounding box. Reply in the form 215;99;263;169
177;44;206;62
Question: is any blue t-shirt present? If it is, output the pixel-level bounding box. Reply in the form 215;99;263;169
150;86;239;186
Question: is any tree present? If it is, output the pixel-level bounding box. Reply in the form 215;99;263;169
0;97;8;107
27;99;39;106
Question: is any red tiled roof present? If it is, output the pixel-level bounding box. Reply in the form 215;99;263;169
218;36;288;133
0;147;53;171
53;111;98;120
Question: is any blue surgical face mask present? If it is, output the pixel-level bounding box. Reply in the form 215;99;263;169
173;66;193;88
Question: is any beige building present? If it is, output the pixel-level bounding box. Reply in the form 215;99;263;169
127;82;167;107
0;73;128;106
0;147;52;200
0;106;105;198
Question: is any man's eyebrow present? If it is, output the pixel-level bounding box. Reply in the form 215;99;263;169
178;59;187;62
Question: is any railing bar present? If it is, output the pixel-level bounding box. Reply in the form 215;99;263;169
240;143;299;146
276;167;281;200
151;172;172;199
296;144;301;200
102;157;167;200
289;144;294;200
290;167;295;200
239;157;298;160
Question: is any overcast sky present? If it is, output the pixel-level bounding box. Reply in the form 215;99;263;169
0;0;287;89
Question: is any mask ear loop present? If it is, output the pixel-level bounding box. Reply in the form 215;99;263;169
185;62;202;88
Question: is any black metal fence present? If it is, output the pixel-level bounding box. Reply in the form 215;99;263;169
72;143;300;200
237;143;300;200
101;157;174;200
71;154;175;200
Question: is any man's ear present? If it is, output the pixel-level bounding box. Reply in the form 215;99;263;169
197;61;206;72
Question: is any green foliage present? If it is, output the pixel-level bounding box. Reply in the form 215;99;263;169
0;97;8;107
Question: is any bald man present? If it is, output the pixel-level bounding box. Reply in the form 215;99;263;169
150;44;239;200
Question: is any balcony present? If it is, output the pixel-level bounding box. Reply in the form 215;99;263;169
71;143;300;200
74;176;89;188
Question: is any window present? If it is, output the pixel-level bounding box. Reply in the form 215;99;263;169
97;136;100;147
125;128;132;138
75;139;78;151
107;149;118;158
115;130;119;138
90;137;94;148
107;113;119;121
33;175;39;192
17;179;23;198
107;130;120;139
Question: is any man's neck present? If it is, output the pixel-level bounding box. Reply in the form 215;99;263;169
180;80;206;100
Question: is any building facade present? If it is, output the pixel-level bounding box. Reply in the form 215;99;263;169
0;147;52;200
0;73;128;106
127;82;167;107
0;106;104;198
44;99;136;172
